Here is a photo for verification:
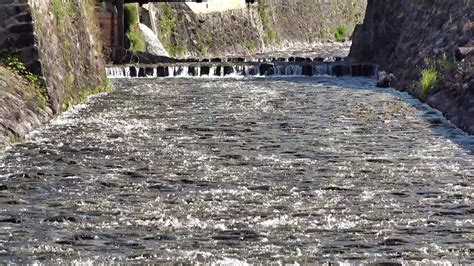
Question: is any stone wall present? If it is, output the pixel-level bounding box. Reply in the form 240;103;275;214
0;66;49;149
0;0;108;149
261;0;366;47
30;0;106;113
0;0;41;74
350;0;474;133
148;0;366;57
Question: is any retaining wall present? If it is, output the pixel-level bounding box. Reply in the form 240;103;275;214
350;0;474;133
0;0;107;149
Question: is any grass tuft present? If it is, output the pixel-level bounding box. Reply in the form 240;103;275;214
420;68;438;99
334;25;348;42
246;40;256;51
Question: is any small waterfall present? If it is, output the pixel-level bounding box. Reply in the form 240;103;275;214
106;67;131;78
106;63;377;79
139;23;169;57
285;65;302;76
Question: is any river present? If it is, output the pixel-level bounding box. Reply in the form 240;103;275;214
0;76;473;264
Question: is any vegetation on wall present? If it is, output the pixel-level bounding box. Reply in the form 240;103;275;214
334;25;349;42
125;3;146;52
50;0;74;25
420;66;439;100
197;35;213;57
147;0;366;57
246;40;256;51
0;51;49;110
41;0;106;111
418;53;457;100
63;77;112;110
158;3;187;57
257;3;277;46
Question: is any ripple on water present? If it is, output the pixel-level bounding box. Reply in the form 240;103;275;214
0;77;473;263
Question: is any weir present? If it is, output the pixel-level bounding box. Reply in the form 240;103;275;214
106;62;377;78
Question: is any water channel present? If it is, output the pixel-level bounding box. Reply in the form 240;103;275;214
0;76;473;264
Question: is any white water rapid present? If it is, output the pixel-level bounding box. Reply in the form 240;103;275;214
139;23;169;57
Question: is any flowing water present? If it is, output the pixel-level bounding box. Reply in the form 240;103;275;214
0;77;473;264
139;23;169;57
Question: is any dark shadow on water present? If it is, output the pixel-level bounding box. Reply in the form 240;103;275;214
257;76;474;156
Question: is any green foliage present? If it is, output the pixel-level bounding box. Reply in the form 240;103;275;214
9;135;18;143
125;3;140;25
157;3;187;57
246;40;256;51
126;30;146;52
0;52;49;110
197;35;213;57
159;3;176;39
440;53;455;71
334;25;348;42
168;43;187;57
258;3;277;45
63;77;112;110
50;0;74;25
125;4;146;52
420;68;438;99
63;97;73;110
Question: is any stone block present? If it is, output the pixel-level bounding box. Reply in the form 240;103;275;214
200;66;210;76
302;65;313;76
259;63;274;76
8;22;33;34
15;33;34;48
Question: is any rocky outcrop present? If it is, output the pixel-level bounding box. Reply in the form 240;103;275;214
350;0;474;133
148;0;366;57
0;0;107;149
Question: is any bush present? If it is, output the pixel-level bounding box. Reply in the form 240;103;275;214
420;68;438;99
334;25;348;42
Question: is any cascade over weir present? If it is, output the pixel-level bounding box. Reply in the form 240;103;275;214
107;56;377;78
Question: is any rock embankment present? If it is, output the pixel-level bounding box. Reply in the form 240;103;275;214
350;0;473;133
